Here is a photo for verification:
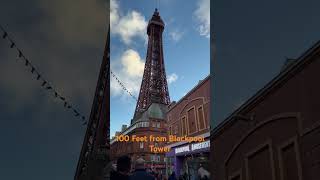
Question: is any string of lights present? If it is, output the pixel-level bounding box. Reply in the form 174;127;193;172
0;24;88;125
110;70;138;102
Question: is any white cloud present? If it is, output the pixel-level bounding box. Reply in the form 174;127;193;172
169;30;184;42
167;73;178;84
194;0;210;38
110;49;145;98
121;49;145;77
110;0;148;45
110;0;119;28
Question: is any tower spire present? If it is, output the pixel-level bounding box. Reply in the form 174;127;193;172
155;0;160;11
133;9;170;121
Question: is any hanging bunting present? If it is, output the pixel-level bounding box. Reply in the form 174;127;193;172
18;50;22;58
41;81;47;87
10;42;15;48
1;25;88;126
37;74;41;80
111;70;138;102
2;32;7;39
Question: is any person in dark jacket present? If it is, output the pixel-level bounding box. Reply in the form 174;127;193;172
168;171;177;180
129;158;154;180
110;155;131;180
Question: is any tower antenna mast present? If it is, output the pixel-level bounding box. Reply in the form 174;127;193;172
156;0;160;11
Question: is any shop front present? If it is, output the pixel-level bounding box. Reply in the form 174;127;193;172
165;140;210;179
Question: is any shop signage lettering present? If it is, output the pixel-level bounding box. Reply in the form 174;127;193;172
175;145;190;154
191;141;210;151
175;140;210;155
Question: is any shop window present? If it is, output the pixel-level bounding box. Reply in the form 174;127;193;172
151;155;155;162
197;105;206;130
181;117;184;135
181;119;184;136
187;107;197;134
142;122;149;127
151;155;160;162
181;116;187;136
174;125;178;135
140;142;144;149
167;115;172;123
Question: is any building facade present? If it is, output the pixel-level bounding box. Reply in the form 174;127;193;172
110;111;168;171
165;75;211;179
210;41;320;180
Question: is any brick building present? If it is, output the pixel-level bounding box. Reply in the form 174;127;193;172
210;41;320;180
110;104;168;170
165;75;211;179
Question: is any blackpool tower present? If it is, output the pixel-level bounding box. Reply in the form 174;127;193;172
133;8;170;122
110;8;171;172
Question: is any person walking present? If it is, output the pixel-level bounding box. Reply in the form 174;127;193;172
168;171;177;180
110;155;132;180
197;164;210;180
129;158;155;180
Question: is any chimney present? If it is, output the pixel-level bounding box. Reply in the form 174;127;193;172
121;125;128;132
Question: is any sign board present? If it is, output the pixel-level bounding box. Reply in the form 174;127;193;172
174;140;210;155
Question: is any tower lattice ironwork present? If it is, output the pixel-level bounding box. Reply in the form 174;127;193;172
74;28;110;180
133;9;170;120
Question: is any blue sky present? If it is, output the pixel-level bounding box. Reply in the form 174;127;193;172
110;0;210;137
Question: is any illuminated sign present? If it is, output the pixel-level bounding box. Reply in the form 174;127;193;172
175;140;210;155
191;141;210;151
175;145;190;154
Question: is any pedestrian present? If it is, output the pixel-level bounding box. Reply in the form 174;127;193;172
129;158;155;180
197;164;210;180
157;171;163;180
110;155;132;180
168;171;177;180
